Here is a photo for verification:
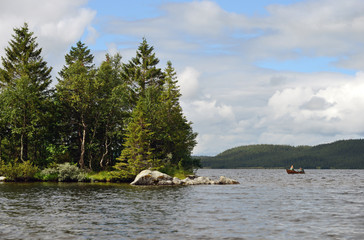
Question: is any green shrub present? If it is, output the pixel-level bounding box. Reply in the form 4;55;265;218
0;160;39;181
57;163;81;182
37;163;89;182
37;166;59;181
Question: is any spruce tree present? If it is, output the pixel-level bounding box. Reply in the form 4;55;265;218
0;23;52;163
153;61;198;169
115;97;159;175
56;41;96;169
121;38;164;105
59;41;94;78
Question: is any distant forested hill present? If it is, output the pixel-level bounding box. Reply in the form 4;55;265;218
199;139;364;169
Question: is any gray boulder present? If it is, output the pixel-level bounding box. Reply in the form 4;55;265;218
130;170;239;186
182;176;214;185
130;170;173;185
216;176;240;184
0;176;6;181
172;177;182;185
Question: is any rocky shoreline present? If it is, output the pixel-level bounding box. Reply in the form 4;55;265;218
0;170;240;185
130;170;239;186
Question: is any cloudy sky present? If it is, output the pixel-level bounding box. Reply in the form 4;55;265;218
1;0;364;156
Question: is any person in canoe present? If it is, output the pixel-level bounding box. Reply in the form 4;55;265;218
290;165;294;170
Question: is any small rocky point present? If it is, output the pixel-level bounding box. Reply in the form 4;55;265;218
130;170;239;186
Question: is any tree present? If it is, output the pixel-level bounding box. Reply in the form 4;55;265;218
114;96;159;175
59;41;94;78
121;38;164;105
56;41;96;169
150;61;198;170
94;54;130;169
0;23;52;163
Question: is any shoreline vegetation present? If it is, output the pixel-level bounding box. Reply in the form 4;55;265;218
0;23;200;182
200;139;364;169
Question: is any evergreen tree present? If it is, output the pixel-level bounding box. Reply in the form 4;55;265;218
0;23;52;163
151;61;198;170
95;54;130;169
59;41;94;78
56;41;96;169
121;38;164;105
115;96;159;175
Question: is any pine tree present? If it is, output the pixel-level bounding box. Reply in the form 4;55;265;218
0;23;52;163
153;61;198;169
59;41;94;78
56;41;96;169
121;38;164;105
115;97;159;175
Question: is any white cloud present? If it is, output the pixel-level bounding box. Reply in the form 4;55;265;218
2;0;364;155
244;0;364;66
0;0;96;76
265;71;364;137
161;1;246;37
178;67;200;99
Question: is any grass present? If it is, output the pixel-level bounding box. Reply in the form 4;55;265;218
88;170;134;183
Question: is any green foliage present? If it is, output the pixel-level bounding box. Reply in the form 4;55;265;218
159;163;194;179
0;160;39;181
57;163;88;182
115;96;159;175
116;51;198;174
121;37;164;104
201;139;364;169
57;48;129;171
37;163;89;182
45;144;69;164
56;47;97;169
1;24;198;180
37;165;59;181
88;170;134;182
0;23;52;163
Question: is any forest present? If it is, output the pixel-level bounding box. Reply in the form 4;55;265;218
0;23;199;182
200;139;364;169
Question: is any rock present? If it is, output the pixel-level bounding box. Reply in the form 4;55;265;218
186;175;197;179
194;176;214;184
172;177;182;185
130;170;173;185
181;178;196;185
182;176;215;185
130;170;239;186
158;180;173;185
0;176;6;181
216;176;239;184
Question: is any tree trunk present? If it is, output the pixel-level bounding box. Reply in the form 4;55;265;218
79;117;86;169
0;135;2;161
88;119;99;171
21;111;28;162
100;137;110;168
20;133;24;162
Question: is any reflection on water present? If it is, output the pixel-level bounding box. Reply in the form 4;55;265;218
0;169;363;239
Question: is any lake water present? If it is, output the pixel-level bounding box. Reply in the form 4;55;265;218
0;169;363;239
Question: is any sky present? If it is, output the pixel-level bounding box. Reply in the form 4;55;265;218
1;0;364;156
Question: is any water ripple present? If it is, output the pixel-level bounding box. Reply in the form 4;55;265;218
0;170;363;239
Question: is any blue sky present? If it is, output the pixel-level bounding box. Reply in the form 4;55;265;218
1;0;364;155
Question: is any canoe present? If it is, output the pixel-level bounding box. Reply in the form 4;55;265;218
286;169;305;174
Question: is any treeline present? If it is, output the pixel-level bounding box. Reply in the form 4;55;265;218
201;139;364;169
0;23;199;181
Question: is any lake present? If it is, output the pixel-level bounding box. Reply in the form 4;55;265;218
0;169;363;239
